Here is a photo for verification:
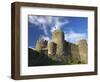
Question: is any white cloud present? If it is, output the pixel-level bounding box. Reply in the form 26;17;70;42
51;26;56;32
29;16;87;43
65;30;87;43
29;45;33;48
40;35;50;41
28;16;69;35
28;16;39;25
51;17;69;32
29;16;54;36
42;24;48;36
28;16;53;25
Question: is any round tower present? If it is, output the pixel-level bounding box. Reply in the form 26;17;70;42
35;38;48;52
77;39;88;63
52;28;65;56
35;40;42;52
48;42;57;56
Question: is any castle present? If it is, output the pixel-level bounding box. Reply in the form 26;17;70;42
33;28;87;64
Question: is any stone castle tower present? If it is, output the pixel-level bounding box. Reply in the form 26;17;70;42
35;27;87;64
35;38;47;52
48;42;56;56
51;29;65;57
77;40;88;63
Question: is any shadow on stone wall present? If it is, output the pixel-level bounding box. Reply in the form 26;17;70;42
28;48;62;66
28;47;82;66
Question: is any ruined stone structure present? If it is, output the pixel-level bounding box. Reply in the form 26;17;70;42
34;28;87;64
77;40;88;63
48;42;56;55
35;39;48;52
52;29;65;57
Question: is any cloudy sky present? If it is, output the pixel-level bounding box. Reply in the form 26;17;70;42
28;15;88;48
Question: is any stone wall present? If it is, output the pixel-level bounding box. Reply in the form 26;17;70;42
48;42;57;56
64;41;80;62
77;40;88;63
34;29;87;64
52;29;65;57
35;39;48;52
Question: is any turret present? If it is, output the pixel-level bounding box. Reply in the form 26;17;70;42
77;39;88;63
35;40;42;52
52;27;65;57
35;39;48;52
48;41;57;56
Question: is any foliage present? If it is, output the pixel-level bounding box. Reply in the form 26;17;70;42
28;48;83;66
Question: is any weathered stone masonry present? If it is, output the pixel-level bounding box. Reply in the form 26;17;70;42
35;28;87;64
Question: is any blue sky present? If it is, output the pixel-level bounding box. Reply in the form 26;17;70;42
28;15;88;48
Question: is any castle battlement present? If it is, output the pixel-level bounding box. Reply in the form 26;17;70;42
34;29;87;64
